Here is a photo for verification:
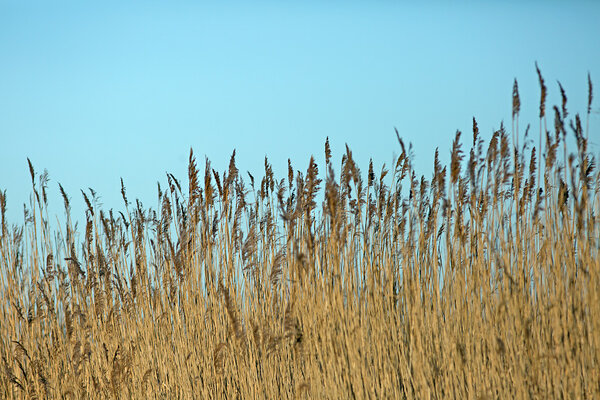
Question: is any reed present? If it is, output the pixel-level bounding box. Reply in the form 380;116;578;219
0;70;598;399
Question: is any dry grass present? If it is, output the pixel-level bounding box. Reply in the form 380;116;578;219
1;70;599;399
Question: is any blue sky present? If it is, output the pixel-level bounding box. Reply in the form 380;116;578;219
1;1;599;225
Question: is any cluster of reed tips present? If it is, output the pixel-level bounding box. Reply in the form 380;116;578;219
0;69;599;399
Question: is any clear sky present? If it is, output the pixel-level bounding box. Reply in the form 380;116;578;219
1;1;599;225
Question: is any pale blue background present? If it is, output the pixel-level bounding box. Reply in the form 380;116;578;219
1;1;599;225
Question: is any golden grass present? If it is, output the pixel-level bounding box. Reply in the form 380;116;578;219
1;70;599;399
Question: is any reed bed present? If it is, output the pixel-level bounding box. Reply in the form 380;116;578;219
1;71;599;399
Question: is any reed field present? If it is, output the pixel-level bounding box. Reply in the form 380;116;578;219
1;70;599;399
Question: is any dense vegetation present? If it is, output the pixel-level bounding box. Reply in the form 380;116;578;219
1;70;599;399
